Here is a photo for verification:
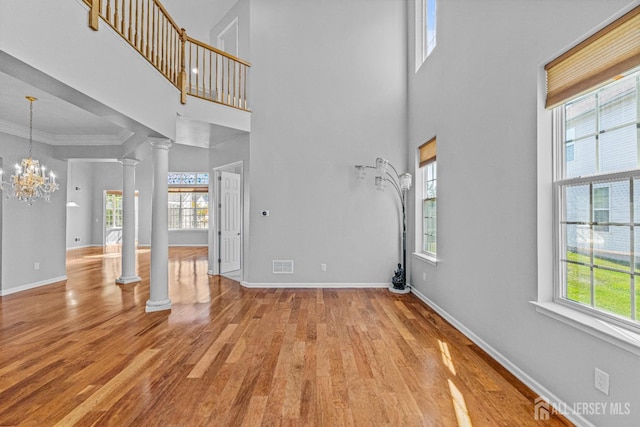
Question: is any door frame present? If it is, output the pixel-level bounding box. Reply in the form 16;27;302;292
209;161;244;279
103;190;138;246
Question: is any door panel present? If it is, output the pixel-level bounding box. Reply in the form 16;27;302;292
220;171;241;273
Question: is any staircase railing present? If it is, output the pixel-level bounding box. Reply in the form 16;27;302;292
84;0;251;111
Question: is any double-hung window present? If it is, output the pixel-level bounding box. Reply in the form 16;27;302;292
419;138;437;257
548;6;640;329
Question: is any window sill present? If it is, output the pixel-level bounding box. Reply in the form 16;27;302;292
413;252;438;265
530;301;640;356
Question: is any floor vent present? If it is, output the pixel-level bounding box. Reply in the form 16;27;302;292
272;260;294;274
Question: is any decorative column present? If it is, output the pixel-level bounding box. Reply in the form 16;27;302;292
116;158;141;285
146;138;172;312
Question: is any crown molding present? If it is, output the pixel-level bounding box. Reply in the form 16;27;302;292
0;119;131;146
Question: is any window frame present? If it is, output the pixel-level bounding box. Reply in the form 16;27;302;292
168;172;209;231
105;192;123;229
415;0;436;72
422;159;437;257
552;71;640;334
535;4;640;355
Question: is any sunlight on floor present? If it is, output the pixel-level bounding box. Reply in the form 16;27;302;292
448;379;473;427
438;339;456;376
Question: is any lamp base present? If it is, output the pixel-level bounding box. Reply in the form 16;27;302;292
388;284;411;294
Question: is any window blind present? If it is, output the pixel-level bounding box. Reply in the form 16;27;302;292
419;137;436;167
545;5;640;108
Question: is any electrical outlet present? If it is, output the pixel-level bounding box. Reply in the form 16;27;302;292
321;263;327;271
594;368;609;395
34;262;40;270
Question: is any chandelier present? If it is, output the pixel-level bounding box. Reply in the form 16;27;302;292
0;96;58;204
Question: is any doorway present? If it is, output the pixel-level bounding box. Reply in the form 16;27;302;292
104;190;138;246
212;162;243;280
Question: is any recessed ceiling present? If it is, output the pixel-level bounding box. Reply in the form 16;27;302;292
0;71;132;145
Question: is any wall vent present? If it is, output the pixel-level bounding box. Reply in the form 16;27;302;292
272;260;294;274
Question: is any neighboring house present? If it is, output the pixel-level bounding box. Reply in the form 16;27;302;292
566;81;639;264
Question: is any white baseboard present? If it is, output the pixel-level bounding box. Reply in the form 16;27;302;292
66;244;100;250
240;282;390;289
409;286;594;427
1;275;68;296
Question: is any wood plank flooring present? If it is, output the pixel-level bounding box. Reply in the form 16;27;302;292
0;246;571;426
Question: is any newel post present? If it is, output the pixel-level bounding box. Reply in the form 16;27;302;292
179;28;187;104
89;0;100;31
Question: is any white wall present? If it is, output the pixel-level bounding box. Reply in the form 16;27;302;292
79;143;210;247
407;1;639;426
245;0;407;285
0;133;67;294
66;161;95;248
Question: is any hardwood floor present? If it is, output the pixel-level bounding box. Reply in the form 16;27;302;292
0;246;571;426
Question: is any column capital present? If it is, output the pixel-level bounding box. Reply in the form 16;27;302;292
148;138;172;150
119;158;140;167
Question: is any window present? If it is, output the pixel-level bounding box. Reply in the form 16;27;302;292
419;138;437;256
105;192;123;228
168;172;209;230
555;68;640;326
415;0;436;70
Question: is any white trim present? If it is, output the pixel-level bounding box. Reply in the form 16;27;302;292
0;119;131;146
413;252;437;265
410;287;595;427
241;282;390;289
531;301;640;356
216;17;239;57
66;244;101;250
0;275;68;296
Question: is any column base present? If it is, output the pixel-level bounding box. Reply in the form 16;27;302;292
116;275;142;284
145;298;172;312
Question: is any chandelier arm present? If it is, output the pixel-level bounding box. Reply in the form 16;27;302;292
386;162;401;180
384;176;403;203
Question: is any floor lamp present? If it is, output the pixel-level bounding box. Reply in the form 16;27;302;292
355;158;412;294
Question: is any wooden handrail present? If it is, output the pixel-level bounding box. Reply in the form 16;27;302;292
185;36;252;67
84;0;250;110
151;0;180;34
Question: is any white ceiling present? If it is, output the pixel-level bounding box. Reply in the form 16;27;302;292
0;71;131;145
0;2;240;150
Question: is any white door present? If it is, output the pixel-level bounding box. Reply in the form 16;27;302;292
219;171;241;273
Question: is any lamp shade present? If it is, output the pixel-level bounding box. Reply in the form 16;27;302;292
375;158;388;175
399;173;412;191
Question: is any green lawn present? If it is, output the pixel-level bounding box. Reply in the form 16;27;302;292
565;251;640;320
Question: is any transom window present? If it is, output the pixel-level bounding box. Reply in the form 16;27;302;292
556;68;640;327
